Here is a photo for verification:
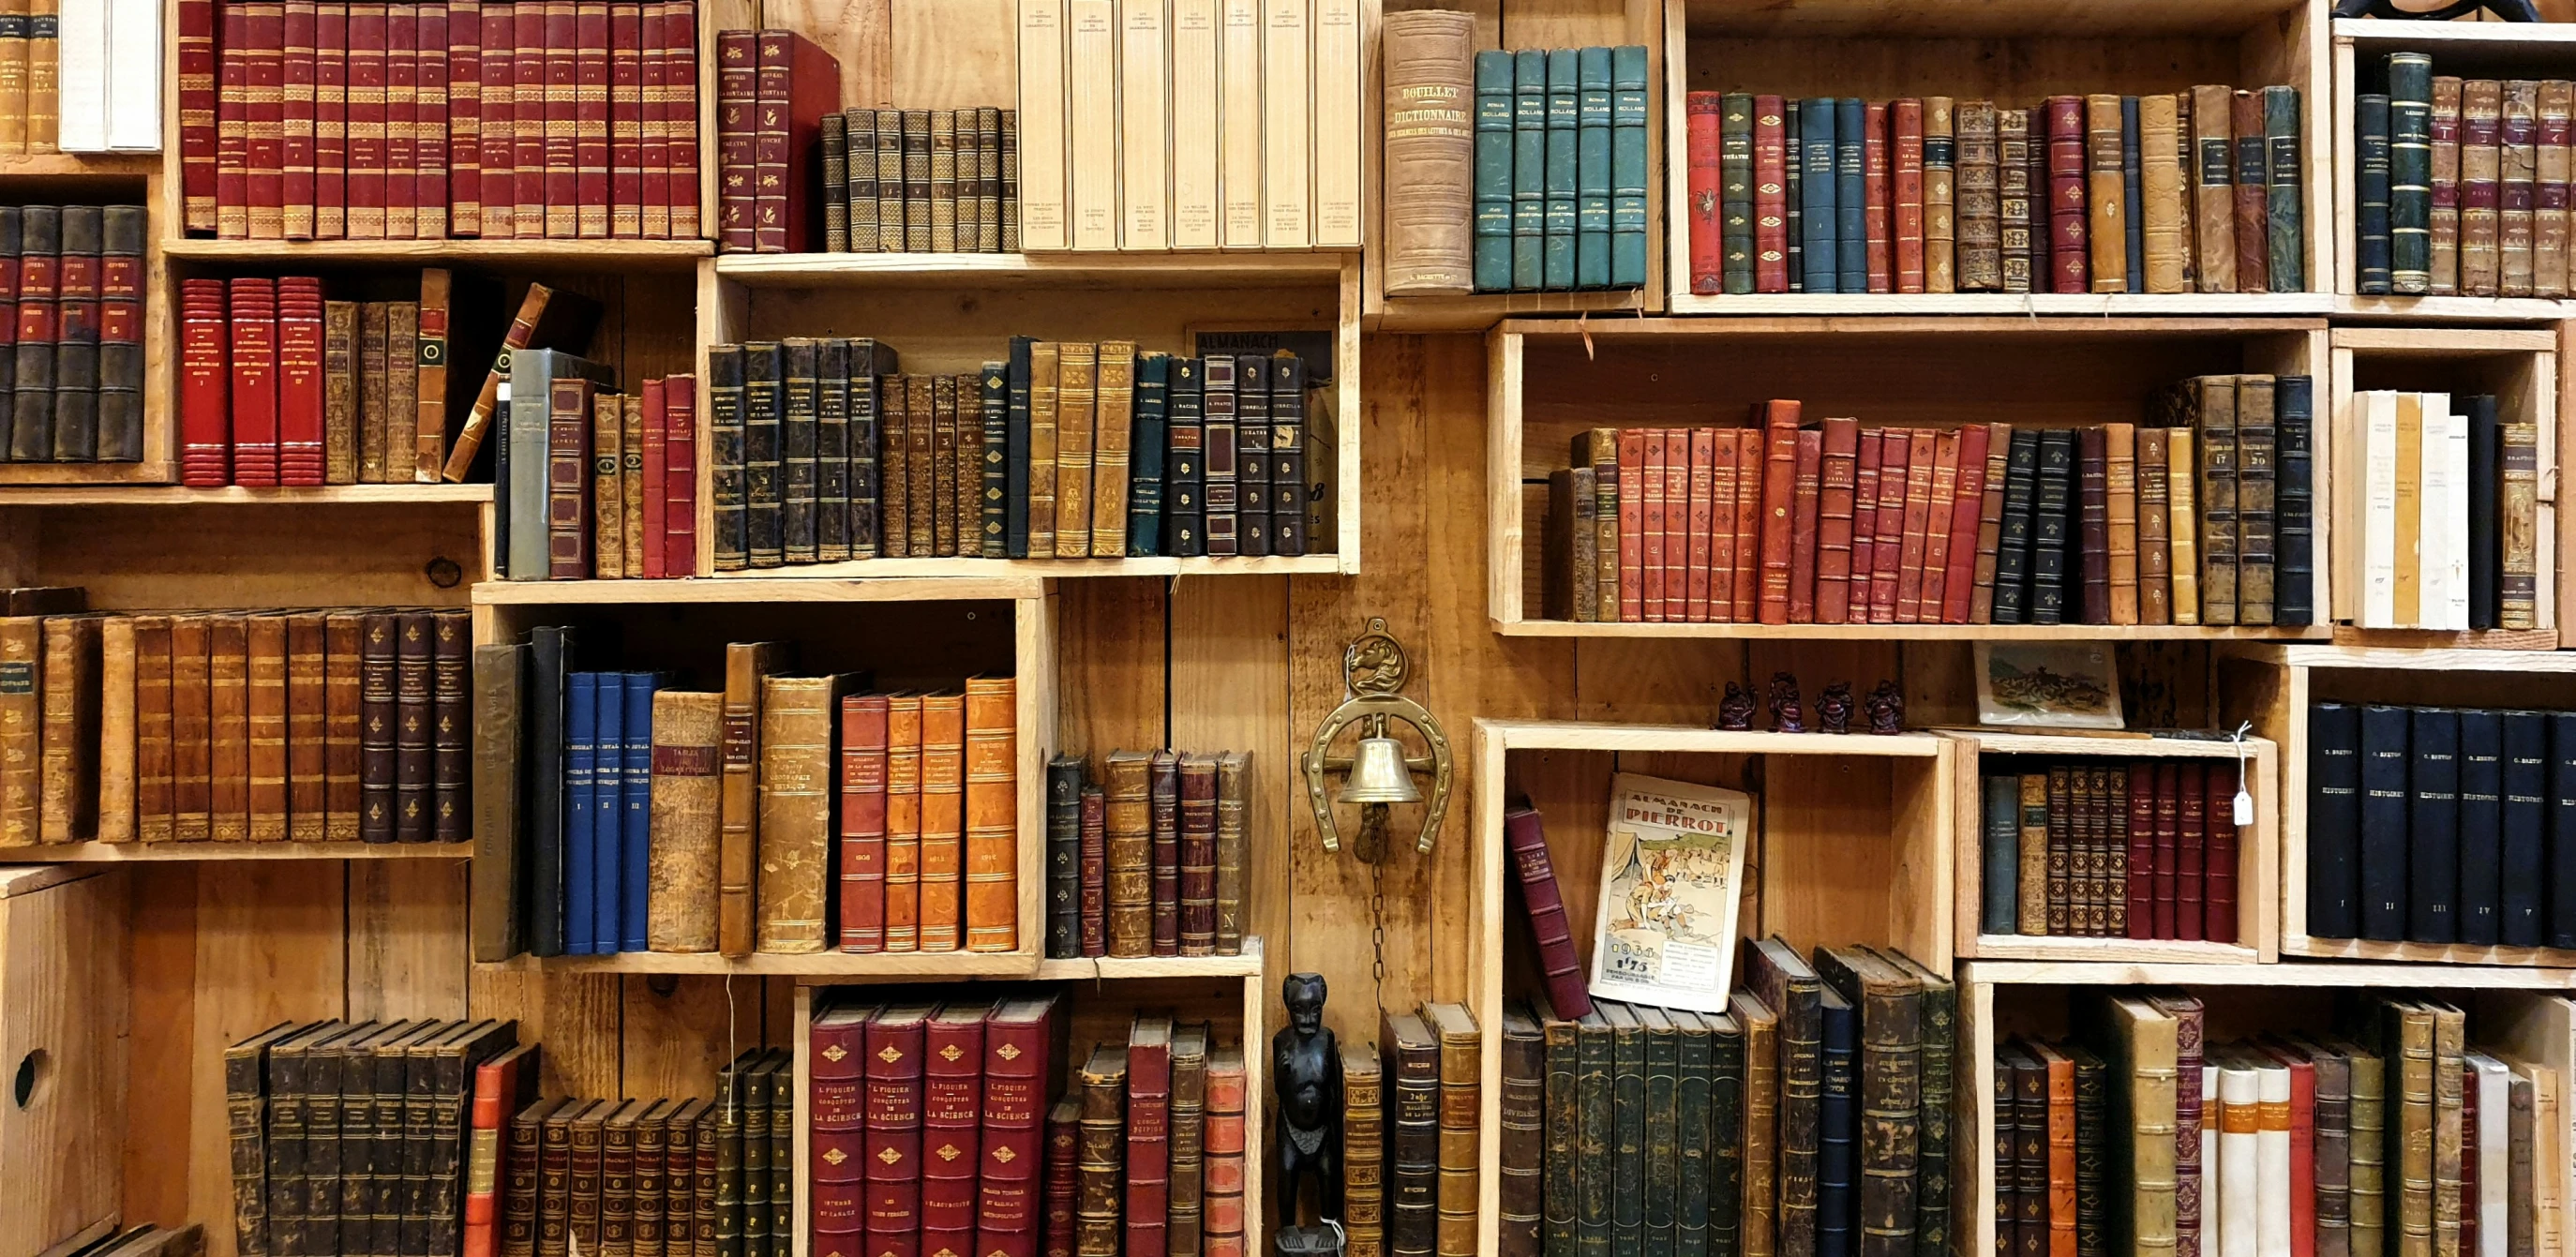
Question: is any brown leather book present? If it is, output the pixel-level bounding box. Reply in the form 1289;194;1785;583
2230;89;2269;293
1145;749;1180;952
470;644;529;963
1092;342;1135;557
1499;1000;1543;1257
395;610;434;843
211;614;251;842
1215;750;1250;955
717;639;792;957
643;689;721;951
1077;783;1106;956
35;614;98;843
1054;342;1097;557
285;613;328;841
2434;77;2465;295
2464;81;2504;297
133;614;174;843
1385;1010;1440;1257
1341;1037;1384;1257
2503;82;2538;299
2087;95;2127;291
1790;430;1823;622
325;300;361;483
2024;1038;2078;1257
1731;432;1761;621
1380;10;1475;294
246;613;290;842
591;386;625;576
0;619;56;842
1736;991;1781;1257
1916;429;1960;623
358;611;397;843
94;616;136;843
931;372;959;556
1075;1042;1130;1257
2190;85;2238;293
1869;428;1910;623
1972;423;2011;624
964;676;1017;953
918;690;966;950
1424;1001;1481;1257
1816;417;1861;624
906;372;937;557
1103;749;1153;958
886;692;923;951
2137;429;2173;624
1895;429;1936;623
2141;95;2187;292
171;614;215;843
881;374;911;557
1756;400;1801;624
323;611;365;840
1127;1014;1175;1257
1955;100;2001;290
1026;345;1060;556
755;672;854;953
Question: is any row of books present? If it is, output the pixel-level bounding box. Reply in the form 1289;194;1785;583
2336;392;2541;632
223;1017;525;1257
55;0;160;153
0;606;471;849
2356;56;2576;298
492;355;698;580
1542;378;2316;628
37;1227;198;1257
1682;87;2305;297
1499;940;1954;1257
183;0;704;240
1042;750;1254;960
499;1077;757;1257
1013;0;1361;252
479;630;1017;959
1460;45;1653;294
1;204;146;464
2307;703;2576;950
817;105;1020;254
1999;991;2562;1257
1351;1002;1481;1257
1976;759;2244;944
703;339;1324;570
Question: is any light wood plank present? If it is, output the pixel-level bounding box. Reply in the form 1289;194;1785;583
346;860;472;1020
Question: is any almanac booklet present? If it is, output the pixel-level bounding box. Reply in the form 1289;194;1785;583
1586;771;1755;1015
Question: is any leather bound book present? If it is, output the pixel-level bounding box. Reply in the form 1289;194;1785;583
2078;95;2124;291
711;30;754;248
2269;374;2314;628
1867;428;1909;623
2015;771;2048;935
863;1004;935;1255
1939;424;1990;624
1816;417;1861;623
1346;1038;1386;1257
1380;10;1474;294
2187;85;2236;292
321;613;364;844
1104;749;1152;957
2137;429;2173;623
715;640;790;957
1043;1097;1080;1257
2076;426;2111;624
921;1003;990;1256
1640;430;1667;621
2428;76;2463;293
1179;751;1218;955
2498;711;2548;947
28;614;97;843
236;616;286;843
1422;1002;1481;1257
1386;1010;1440;1257
979;994;1064;1257
2102;424;2139;624
1126;1015;1174;1257
1075;1041;1130;1257
2504;82;2540;298
2125;765;2156;940
916;690;965;950
1148;749;1179;954
164;614;215;845
1757;400;1801;623
1045;753;1081;958
637;687;723;952
1205;1045;1249;1257
1969;424;2010;623
2031;430;2074;624
2184;375;2238;626
503;1096;565;1257
1909;429;1955;622
961;676;1015;953
1747;937;1823;1257
753;672;852;953
2235;374;2279;627
2038;97;2085;292
2222;89;2269;293
598;1100;644;1257
2539;82;2572;297
429;611;470;844
1997;108;2033;292
1079;783;1104;956
2070;1041;2110;1257
1814;946;1921;1257
133;615;173;844
1817;989;1857;1257
1492;1003;1542;1257
835;693;890;953
1790;430;1824;621
1640;1005;1682;1256
1504;806;1594;1019
1954;101;2000;290
2201;767;2238;947
1564;1005;1611;1257
879;371;910;557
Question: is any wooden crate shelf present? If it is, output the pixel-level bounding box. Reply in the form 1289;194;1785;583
704;555;1346;580
478;949;1042;976
469;575;1044;605
714;250;1353;289
161;237;714;268
1944;729;2281;965
0;841;471;862
0;484;494;505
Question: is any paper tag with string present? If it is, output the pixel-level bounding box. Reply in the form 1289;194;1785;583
2228;721;2254;826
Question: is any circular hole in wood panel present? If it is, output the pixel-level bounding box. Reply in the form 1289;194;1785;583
13;1048;47;1109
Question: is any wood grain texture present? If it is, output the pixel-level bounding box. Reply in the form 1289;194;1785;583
346;860;471;1019
0;865;125;1250
119;864;198;1230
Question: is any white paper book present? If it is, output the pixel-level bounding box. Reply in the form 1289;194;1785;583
1116;0;1167;248
2419;391;2452;629
1016;0;1071;249
56;0;106;152
2250;1050;2292;1257
2218;1055;2260;1257
1169;0;1220;247
1261;0;1310;247
1583;771;1753;1015
2443;397;2470;630
2472;1052;2509;1257
1067;0;1120;250
1220;0;1263;247
104;0;158;149
2362;390;2399;628
1309;0;1360;246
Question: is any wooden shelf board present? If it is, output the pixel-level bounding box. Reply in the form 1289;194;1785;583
2;484;493;505
481;950;1041;976
1950;729;2275;758
1493;619;2331;641
1030;938;1266;980
164;237;714;267
0;152;158;177
1664;292;2332;318
1966;936;2262;965
0;841;472;861
2236;643;2576;672
2333;18;2576;49
714;250;1350;289
0;461;172;486
2335;294;2575;322
2284;935;2576;968
2331;326;2560;354
1477;718;1946;756
1686;0;2306;37
1964;959;2576;988
1501;314;2326;340
708;554;1346;579
1369;288;1653;333
472;576;1046;604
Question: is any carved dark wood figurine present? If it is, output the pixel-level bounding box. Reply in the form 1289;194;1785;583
1866;680;1906;735
1818;682;1853;735
2332;0;2538;21
1768;671;1804;733
1272;972;1344;1242
1717;681;1757;731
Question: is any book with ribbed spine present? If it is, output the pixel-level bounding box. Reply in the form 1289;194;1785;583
1505;805;1593;1019
1815;945;1920;1257
1499;1001;1543;1257
1385;1010;1439;1257
1747;938;1821;1257
1344;1037;1386;1257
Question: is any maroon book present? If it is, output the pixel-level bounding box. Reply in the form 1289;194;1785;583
280;0;316;238
512;0;547;237
837;693;890;951
544;0;581;237
1077;786;1106;956
2046;95;2088;293
2127;762;2157;941
661;1;701;239
1753;95;1789;292
637;0;668;236
2152;761;2180;940
2203;769;2239;944
575;0;612;236
2175;762;2206;942
414;0;450;238
922;1003;990;1257
445;0;479;236
1869;428;1910;623
246;0;285;238
1789;429;1822;621
1662;424;1690;624
476;3;512;238
1150;751;1179;956
346;3;387;236
228;278;279;486
313;0;347;237
866;1004;936;1257
383;3;417;238
608;2;644;236
1940;424;1990;624
978;994;1064;1257
1815;417;1860;624
1178;756;1218;954
753;30;839;252
812;1002;873;1257
217;2;249;237
663;376;696;572
1755;400;1801;625
1504;807;1593;1019
1849;429;1880;624
1127;1017;1174;1257
713;29;757;250
1041;1098;1080;1257
183;0;220;232
1863;100;1891;292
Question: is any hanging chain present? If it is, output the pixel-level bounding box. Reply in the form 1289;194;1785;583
1370;855;1389;1015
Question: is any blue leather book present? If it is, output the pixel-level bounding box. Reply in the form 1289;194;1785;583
2277;376;2316;626
2501;711;2549;948
1982;774;2022;935
2359;704;2412;942
1799;98;1837;293
1817;987;1856;1257
527;625;578;958
2408;707;2460;944
1512;50;1548;292
563;670;598;955
2458;709;2505;946
1785;106;1803;292
2306;700;2362;940
1544;49;1580;291
2263;85;2305;292
1126;352;1168;556
2550;713;2576;949
1834;97;1865;292
2356;93;2393;294
591;671;625;954
1163;358;1205;557
2120;97;2144;293
2388;54;2432;293
621;672;659;953
1575;47;1611;290
1005;337;1033;557
1609;45;1651;288
1474;51;1515;293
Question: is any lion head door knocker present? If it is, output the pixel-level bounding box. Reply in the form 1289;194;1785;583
1301;618;1455;863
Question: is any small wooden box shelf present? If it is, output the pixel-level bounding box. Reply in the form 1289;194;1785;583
1662;0;2331;315
0;865;125;1251
0;495;485;609
1487;317;2331;636
1946;729;2281;966
0;154;173;487
2326;326;2563;646
1468;718;1957;1256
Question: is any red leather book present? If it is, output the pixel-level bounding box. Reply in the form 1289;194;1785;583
1640;428;1667;623
2257;1040;2316;1257
2175;761;2206;942
1706;428;1740;621
665;374;696;574
1814;416;1859;623
281;0;317;239
229;279;280;485
1972;422;2012;623
922;1004;990;1255
638;0;669;236
1685;90;1723;294
217;3;250;237
414;2;450;238
1755;399;1800;624
1616;428;1644;622
1917;429;1960;621
2203;770;2237;944
447;0;481;235
575;0;611;237
1894;98;1925;292
2232;90;2269;295
1685;426;1715;621
1731;427;1760;620
639;376;667;576
609;3;643;236
1789;429;1822;621
383;3;418;238
1753;95;1789;292
2045;96;2087;293
866;1003;936;1257
1660;424;1690;623
345;1;386;239
1203;1050;1248;1257
1849;428;1880;624
1042;1098;1079;1257
1893;429;1936;621
543;0;579;237
979;995;1064;1257
1864;100;1891;292
1868;427;1909;623
462;1042;537;1257
247;0;287;239
546;376;593;577
713;29;756;250
837;692;889;950
277;283;325;486
180;279;231;485
2126;762;2156;941
181;0;220;232
2152;762;2179;940
1505;806;1594;1019
1129;1017;1176;1257
478;2;515;238
810;1001;872;1257
662;1;700;239
512;0;547;236
754;30;839;253
314;1;347;237
1941;423;1990;624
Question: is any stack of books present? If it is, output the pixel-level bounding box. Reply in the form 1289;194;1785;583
1469;46;1655;292
492;354;697;581
2356;55;2572;297
4;204;147;464
817;105;1021;254
181;0;703;240
2335;392;2540;632
2307;702;2576;950
55;0;160;152
1682;87;2305;297
1379;1001;1483;1257
1977;758;2242;944
1043;749;1256;960
478;631;1017;958
0;605;472;848
705;339;1324;568
1544;377;2317;629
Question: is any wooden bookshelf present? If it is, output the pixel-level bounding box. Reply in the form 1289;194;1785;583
159;237;715;268
0;842;472;862
0;484;494;506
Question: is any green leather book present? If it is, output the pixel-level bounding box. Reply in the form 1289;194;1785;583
1577;1007;1614;1257
1873;949;1954;1257
1475;52;1516;293
1606;1001;1646;1256
1610;44;1652;287
1641;1005;1680;1257
2263;86;2304;292
1675;1010;1714;1257
1575;46;1612;290
1746;936;1823;1257
1544;49;1580;292
1512;50;1547;292
1544;997;1581;1257
1814;946;1920;1257
1710;1010;1747;1257
1720;92;1757;294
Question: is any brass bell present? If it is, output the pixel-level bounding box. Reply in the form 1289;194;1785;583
1337;730;1423;805
1304;618;1453;860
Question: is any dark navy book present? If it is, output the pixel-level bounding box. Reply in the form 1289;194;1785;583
2501;711;2548;947
1817;986;1856;1257
563;670;599;956
2359;704;2411;942
621;672;662;953
591;672;625;955
2408;707;2460;944
2456;710;2504;946
2306;701;2361;939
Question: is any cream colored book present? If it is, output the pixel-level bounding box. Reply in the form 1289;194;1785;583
2169;428;2199;625
1068;0;1120;250
2359;390;2400;628
1310;0;1360;246
1262;0;1310;246
2418;390;2453;629
1221;0;1264;246
2393;392;2423;627
1170;0;1221;247
2441;396;2469;631
1016;0;1071;249
1118;0;1168;248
